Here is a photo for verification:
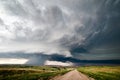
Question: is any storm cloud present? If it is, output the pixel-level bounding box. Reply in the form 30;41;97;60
0;0;120;65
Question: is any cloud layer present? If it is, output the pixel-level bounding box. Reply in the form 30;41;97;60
0;0;120;65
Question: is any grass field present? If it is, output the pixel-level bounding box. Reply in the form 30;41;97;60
0;65;120;80
0;65;70;80
77;66;120;80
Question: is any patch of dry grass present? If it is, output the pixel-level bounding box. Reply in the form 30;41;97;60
80;66;120;73
77;66;120;80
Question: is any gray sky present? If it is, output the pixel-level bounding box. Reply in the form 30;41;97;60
0;0;120;66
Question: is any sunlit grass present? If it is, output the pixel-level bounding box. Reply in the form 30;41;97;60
1;65;120;80
77;66;120;80
0;65;69;80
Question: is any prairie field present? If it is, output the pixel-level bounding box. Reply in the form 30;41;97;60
77;66;120;80
0;65;69;80
0;65;120;80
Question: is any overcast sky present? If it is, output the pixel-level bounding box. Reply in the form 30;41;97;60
0;0;120;66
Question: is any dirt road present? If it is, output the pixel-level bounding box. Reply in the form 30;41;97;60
50;69;94;80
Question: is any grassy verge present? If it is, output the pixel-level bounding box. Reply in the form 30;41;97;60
0;65;69;80
77;66;120;80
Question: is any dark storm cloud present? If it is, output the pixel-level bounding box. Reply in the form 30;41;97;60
84;0;120;48
0;52;120;65
73;0;120;56
0;0;120;65
49;54;120;65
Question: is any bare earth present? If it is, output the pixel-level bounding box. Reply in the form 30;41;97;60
50;69;94;80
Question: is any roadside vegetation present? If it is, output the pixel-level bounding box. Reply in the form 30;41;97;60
0;65;70;80
0;65;120;80
77;66;120;80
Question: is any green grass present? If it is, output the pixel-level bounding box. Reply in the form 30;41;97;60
77;66;120;80
1;65;119;80
0;65;69;80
